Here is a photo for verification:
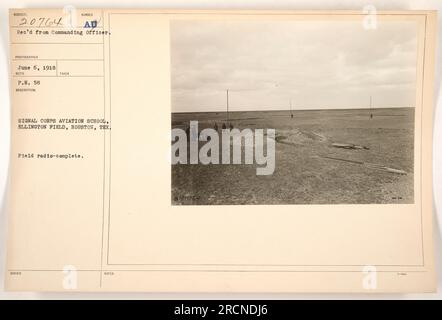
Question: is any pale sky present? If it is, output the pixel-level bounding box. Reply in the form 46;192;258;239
170;20;418;112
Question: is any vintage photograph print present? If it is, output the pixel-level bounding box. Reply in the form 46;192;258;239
171;19;417;205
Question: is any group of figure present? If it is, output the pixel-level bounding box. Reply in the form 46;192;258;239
213;122;234;131
184;122;234;142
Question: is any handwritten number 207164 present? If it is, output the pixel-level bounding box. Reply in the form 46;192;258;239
18;17;63;27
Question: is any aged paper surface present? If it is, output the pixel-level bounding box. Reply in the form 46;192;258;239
6;9;437;292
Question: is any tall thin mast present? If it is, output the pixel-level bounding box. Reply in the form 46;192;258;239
370;95;373;119
226;89;229;124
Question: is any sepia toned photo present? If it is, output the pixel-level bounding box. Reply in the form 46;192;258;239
170;19;418;205
5;8;437;293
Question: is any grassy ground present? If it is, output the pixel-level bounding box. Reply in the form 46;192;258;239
171;108;414;205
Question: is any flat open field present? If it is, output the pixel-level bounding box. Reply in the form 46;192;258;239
171;108;414;205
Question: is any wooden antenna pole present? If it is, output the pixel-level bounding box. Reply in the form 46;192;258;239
226;89;229;123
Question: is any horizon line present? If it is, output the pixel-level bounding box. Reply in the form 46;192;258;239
171;106;414;114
